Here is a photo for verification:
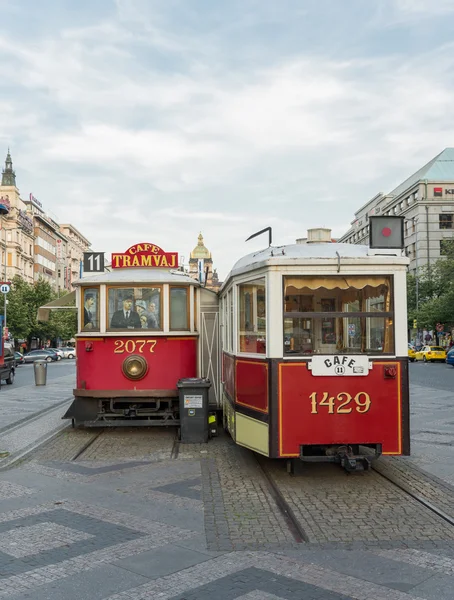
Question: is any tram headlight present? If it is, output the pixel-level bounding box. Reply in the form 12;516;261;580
122;355;148;380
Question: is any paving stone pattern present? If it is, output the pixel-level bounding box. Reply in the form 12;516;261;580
264;459;454;543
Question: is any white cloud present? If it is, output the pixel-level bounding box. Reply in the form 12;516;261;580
2;2;454;278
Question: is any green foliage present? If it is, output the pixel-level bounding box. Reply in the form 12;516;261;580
408;249;454;329
2;276;77;345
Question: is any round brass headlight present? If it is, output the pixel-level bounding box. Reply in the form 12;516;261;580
122;355;148;380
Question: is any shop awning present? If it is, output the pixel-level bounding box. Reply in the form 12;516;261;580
37;291;76;322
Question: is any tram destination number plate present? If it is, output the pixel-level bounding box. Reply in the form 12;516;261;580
310;355;371;376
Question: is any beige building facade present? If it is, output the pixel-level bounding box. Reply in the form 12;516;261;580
339;148;454;275
0;151;35;284
0;151;91;290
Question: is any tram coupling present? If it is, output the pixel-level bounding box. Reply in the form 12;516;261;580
299;444;382;473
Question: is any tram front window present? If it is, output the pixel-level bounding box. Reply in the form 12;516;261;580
283;275;394;355
107;287;162;331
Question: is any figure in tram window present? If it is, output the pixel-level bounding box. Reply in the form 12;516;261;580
110;295;141;329
147;301;159;329
84;294;95;329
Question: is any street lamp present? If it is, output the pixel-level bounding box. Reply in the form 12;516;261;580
0;195;11;332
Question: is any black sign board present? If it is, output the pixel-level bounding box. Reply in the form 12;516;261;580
83;252;105;273
369;216;405;249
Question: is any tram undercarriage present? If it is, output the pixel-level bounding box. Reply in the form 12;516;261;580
64;394;181;427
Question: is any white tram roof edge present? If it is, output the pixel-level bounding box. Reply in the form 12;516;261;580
72;268;200;287
222;243;409;288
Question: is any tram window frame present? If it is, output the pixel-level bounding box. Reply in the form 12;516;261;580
106;285;163;332
283;275;394;356
81;287;100;332
238;278;266;355
169;286;189;331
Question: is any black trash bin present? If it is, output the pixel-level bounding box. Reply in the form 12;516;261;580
177;378;211;443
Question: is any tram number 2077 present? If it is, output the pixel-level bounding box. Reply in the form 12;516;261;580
310;392;371;415
114;339;157;354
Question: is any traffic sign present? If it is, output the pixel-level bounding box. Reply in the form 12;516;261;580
0;284;10;294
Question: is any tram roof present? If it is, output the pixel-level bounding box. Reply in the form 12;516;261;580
72;268;200;287
223;243;408;285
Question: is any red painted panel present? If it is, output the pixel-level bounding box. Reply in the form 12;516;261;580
76;337;197;390
223;353;235;400
278;362;402;457
236;359;268;413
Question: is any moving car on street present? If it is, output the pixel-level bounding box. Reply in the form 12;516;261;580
14;352;25;365
415;345;447;363
58;346;76;359
408;343;416;362
0;344;16;384
47;348;64;360
446;347;454;367
23;349;59;363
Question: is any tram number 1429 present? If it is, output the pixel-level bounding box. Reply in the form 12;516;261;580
310;392;371;414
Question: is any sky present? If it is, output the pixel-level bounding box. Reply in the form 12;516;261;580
1;0;454;279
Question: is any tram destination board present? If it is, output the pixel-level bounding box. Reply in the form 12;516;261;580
83;252;105;273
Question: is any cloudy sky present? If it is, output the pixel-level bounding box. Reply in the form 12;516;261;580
1;0;454;278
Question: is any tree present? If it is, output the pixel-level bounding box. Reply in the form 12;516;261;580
408;246;454;330
3;276;76;347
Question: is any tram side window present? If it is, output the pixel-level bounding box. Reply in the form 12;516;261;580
283;276;394;355
238;278;266;354
107;287;162;330
82;288;99;331
170;287;188;330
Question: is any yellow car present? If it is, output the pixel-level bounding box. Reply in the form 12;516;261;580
408;343;416;362
415;345;447;363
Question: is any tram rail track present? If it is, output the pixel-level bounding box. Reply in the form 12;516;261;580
70;430;104;461
255;454;308;543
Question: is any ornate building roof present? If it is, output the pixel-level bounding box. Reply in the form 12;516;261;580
2;149;16;187
190;233;212;260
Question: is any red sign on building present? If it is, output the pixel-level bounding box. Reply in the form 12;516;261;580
434;187;443;197
111;243;178;269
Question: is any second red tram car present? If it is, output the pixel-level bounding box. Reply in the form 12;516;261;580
220;219;410;470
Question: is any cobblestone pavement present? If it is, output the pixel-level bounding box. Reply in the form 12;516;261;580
1;371;454;598
0;424;450;598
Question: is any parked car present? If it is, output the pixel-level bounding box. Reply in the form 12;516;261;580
446;347;454;367
23;349;59;363
58;346;76;359
47;348;64;360
408;343;416;362
415;345;447;363
14;352;25;365
0;345;16;384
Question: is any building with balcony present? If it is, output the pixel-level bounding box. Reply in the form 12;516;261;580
59;224;91;288
0;151;35;283
338;148;454;275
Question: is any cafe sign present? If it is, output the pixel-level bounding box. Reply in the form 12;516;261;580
111;243;178;269
309;355;372;376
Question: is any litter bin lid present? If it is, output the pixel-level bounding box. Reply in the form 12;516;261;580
34;360;46;365
177;377;211;388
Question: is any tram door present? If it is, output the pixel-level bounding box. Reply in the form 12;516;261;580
199;288;220;407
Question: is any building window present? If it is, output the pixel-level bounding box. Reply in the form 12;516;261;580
439;214;453;229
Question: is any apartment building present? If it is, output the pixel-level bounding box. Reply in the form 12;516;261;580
0;151;92;289
339;148;454;275
0;151;35;283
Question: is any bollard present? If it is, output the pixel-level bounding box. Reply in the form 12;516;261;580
33;360;48;386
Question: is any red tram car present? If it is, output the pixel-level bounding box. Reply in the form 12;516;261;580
64;218;409;471
220;220;410;470
63;242;219;426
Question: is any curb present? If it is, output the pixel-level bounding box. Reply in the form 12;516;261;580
0;421;70;472
0;396;74;435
